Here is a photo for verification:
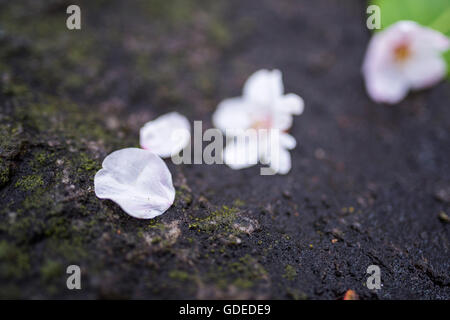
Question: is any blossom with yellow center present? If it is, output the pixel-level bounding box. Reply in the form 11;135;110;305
213;69;304;174
362;20;449;104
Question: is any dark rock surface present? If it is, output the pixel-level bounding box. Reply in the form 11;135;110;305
0;0;448;299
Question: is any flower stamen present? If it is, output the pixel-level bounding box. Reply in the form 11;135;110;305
251;117;272;130
393;42;411;62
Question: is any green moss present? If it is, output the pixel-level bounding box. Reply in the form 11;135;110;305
0;284;22;299
140;0;195;26
283;265;297;281
233;199;246;207
208;20;231;48
0;158;10;187
0;2;102;94
12;95;121;149
207;254;267;290
0;120;25;158
34;151;53;166
175;184;193;207
232;278;254;289
40;260;62;282
45;217;71;238
20;188;62;215
286;288;308;300
0;241;30;279
46;237;87;262
77;153;99;174
148;221;166;230
18;101;60;132
3;216;39;243
15;174;44;191
2;83;30;97
189;205;239;233
151;237;162;244
169;270;190;281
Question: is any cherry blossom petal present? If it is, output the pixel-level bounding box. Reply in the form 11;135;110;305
212;98;253;134
364;67;410;104
261;146;292;175
362;20;450;104
272;111;294;131
273;148;292;175
411;22;450;52
223;135;259;170
243;69;284;105
404;23;450;89
404;53;448;89
257;130;292;174
140;112;191;158
280;132;297;150
213;69;303;174
362;23;410;104
274;93;305;115
94;148;175;219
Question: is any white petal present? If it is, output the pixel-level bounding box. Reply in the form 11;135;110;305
272;111;294;131
94;148;175;219
405;25;449;89
362;20;450;104
410;22;450;52
140;112;191;158
274;93;305;115
364;67;409;104
272;148;291;175
212;98;253;134
243;69;284;105
403;54;447;89
261;146;292;175
257;130;292;175
362;24;410;104
280;132;297;150
223;135;259;170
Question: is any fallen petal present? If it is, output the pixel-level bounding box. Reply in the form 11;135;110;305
404;52;448;90
223;135;259;170
275;93;305;115
140;112;191;158
268;147;292;175
94;148;175;219
212;97;253;134
362;20;450;104
243;69;284;106
280;132;297;150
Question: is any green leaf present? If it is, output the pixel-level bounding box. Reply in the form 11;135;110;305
444;51;450;75
371;0;450;76
372;0;450;35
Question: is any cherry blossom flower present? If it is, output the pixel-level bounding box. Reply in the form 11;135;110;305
94;148;175;219
213;69;304;174
140;112;191;158
362;20;450;104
